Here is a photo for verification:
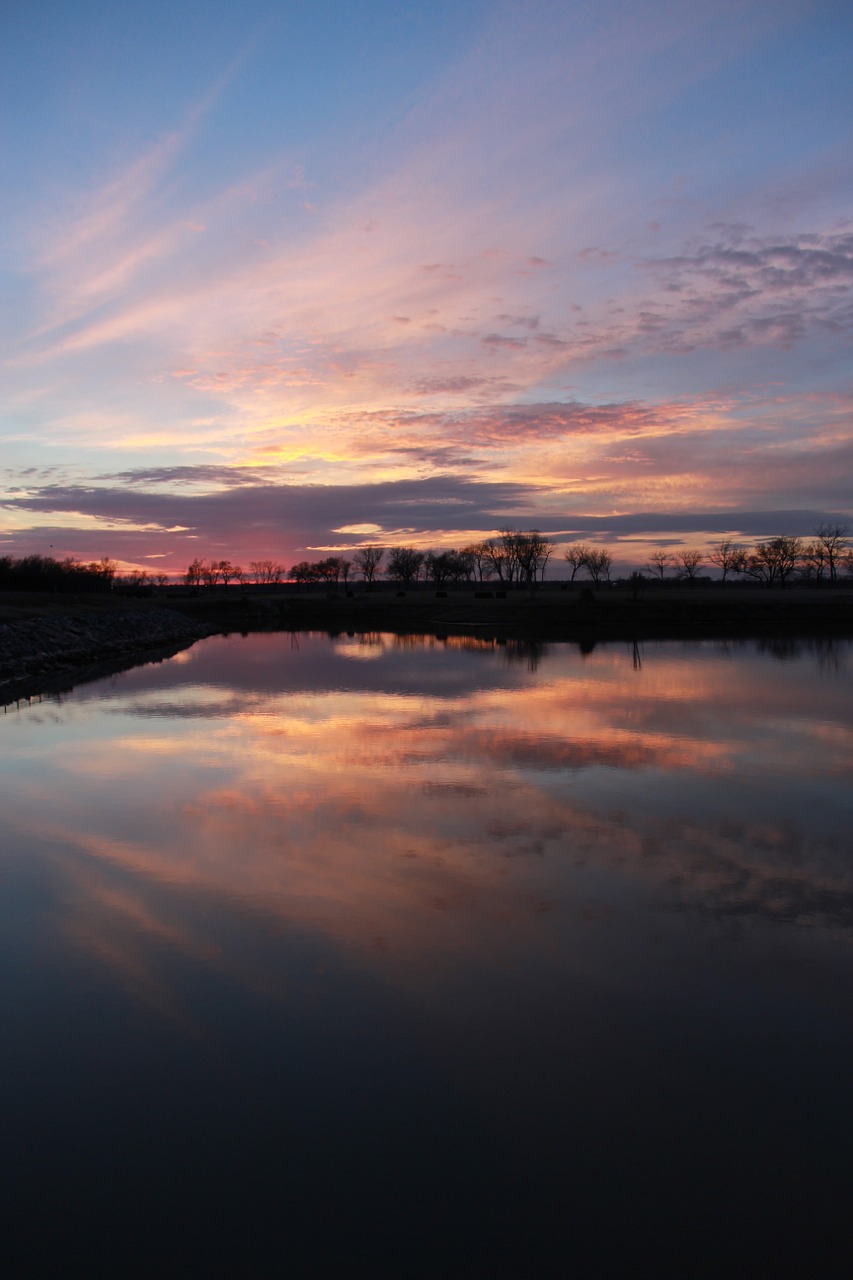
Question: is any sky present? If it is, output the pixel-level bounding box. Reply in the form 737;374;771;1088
2;0;851;576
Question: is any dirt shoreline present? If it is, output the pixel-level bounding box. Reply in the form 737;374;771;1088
2;585;852;705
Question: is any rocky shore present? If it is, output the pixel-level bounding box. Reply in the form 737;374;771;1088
0;608;213;705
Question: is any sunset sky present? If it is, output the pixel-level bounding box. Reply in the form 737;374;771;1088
2;0;851;576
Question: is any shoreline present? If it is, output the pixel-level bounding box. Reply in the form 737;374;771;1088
168;581;853;643
0;607;214;706
2;585;852;705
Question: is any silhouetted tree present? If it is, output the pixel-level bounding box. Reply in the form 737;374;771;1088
185;558;205;589
484;537;509;582
250;560;274;584
676;549;704;582
814;524;848;583
801;541;829;585
745;536;803;587
463;543;492;582
484;529;552;585
88;557;118;587
585;549;613;584
314;557;343;586
354;545;384;584
450;548;475;585
386;546;425;586
217;560;236;587
290;561;316;586
516;530;553;585
120;568;151;595
646;550;672;581
423;550;455;588
564;544;592;581
707;539;746;583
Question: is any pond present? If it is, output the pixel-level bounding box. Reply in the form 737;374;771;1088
2;632;852;1277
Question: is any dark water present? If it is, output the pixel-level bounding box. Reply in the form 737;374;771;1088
2;633;851;1277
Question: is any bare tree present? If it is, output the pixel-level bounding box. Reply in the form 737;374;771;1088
707;538;746;583
801;541;829;585
315;557;343;586
250;559;279;584
290;561;316;586
354;545;384;585
814;524;848;583
745;536;803;587
531;531;554;583
646;550;673;582
585;549;613;584
184;558;205;589
121;568;151;593
463;543;492;582
516;531;553;586
423;550;455;589
502;529;522;583
450;549;475;585
563;544;591;581
387;546;425;587
484;537;509;582
772;535;803;587
676;549;704;582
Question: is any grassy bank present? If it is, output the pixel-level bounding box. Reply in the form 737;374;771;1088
164;581;853;642
4;582;853;641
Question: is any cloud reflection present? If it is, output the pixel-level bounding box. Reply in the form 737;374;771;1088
3;635;851;1024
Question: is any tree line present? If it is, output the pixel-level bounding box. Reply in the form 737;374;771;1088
180;525;850;590
0;554;173;594
2;525;848;596
630;527;850;587
181;529;557;591
0;554;120;592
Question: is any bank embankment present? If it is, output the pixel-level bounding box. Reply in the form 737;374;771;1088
1;607;214;705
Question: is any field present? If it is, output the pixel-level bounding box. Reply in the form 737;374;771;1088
3;580;853;642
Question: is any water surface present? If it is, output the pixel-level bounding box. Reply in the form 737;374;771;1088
2;633;852;1276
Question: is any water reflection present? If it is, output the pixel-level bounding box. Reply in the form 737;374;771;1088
2;634;852;1276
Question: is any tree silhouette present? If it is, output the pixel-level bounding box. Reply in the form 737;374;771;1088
646;550;672;581
354;545;384;585
814;524;848;583
707;539;745;583
564;544;591;581
387;547;424;586
676;549;704;582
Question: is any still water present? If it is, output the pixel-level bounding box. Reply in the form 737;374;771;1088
2;632;852;1277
